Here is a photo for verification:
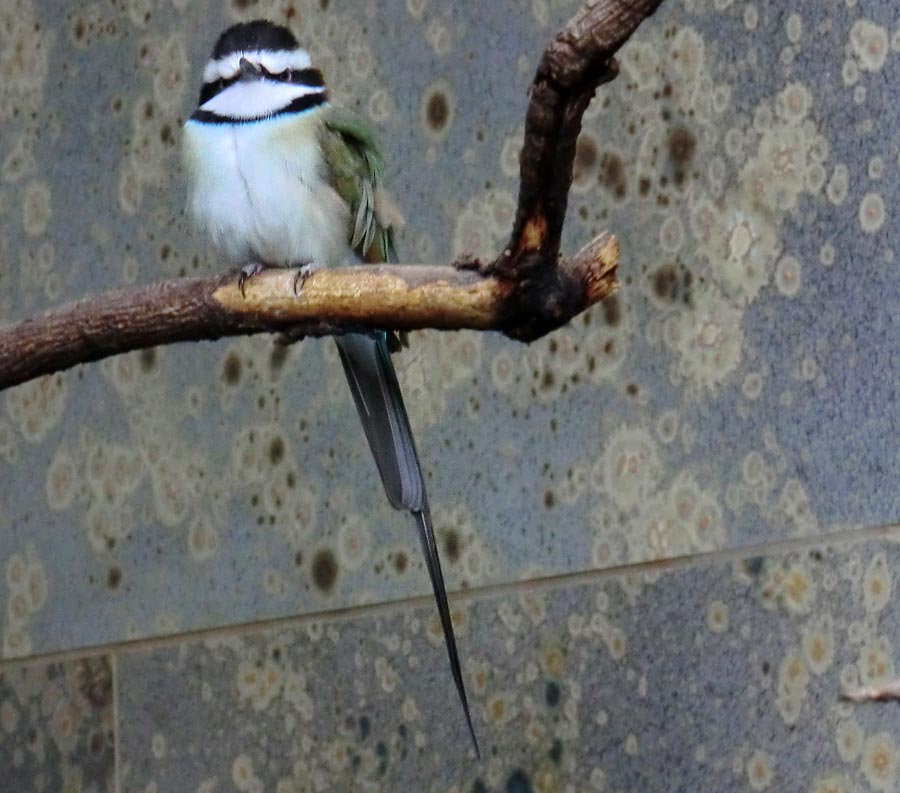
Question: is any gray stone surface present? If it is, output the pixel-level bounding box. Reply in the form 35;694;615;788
0;654;115;792
116;534;900;791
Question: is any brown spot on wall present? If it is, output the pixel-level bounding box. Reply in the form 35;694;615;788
443;529;461;564
667;126;697;186
601;295;621;326
269;343;288;374
107;566;121;590
312;549;338;593
139;347;157;373
652;263;678;303
426;92;449;132
223;352;242;385
599;152;627;199
268;436;285;465
393;551;408;574
667;126;696;165
572;134;598;185
88;729;106;758
651;263;693;306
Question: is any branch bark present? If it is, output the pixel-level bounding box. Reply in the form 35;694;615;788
0;0;666;392
0;237;618;391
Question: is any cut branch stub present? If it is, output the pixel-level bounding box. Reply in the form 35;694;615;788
499;232;619;342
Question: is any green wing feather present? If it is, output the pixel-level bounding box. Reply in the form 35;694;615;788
320;106;397;264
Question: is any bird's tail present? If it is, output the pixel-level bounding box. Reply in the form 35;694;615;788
335;332;480;757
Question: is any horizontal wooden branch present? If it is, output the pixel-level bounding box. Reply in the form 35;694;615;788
0;233;618;391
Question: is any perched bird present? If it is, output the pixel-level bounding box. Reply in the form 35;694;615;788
182;20;479;754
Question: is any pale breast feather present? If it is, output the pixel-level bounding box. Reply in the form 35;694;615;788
183;111;351;267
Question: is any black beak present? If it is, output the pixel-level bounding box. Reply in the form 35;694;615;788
238;57;261;79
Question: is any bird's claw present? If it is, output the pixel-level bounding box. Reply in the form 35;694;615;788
292;263;320;296
237;262;265;298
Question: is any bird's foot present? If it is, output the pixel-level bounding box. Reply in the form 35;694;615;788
237;262;266;298
292;263;321;296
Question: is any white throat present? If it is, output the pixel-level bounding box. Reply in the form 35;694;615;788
200;79;325;120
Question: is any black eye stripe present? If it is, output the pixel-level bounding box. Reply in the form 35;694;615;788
282;67;325;87
199;77;232;105
198;67;325;104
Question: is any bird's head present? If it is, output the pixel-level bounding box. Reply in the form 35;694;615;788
191;20;327;123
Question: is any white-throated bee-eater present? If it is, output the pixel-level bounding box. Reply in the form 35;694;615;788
182;19;479;755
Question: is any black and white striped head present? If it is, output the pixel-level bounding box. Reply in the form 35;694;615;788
190;20;327;124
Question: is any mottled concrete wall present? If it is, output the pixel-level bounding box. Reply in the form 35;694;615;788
1;0;900;789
